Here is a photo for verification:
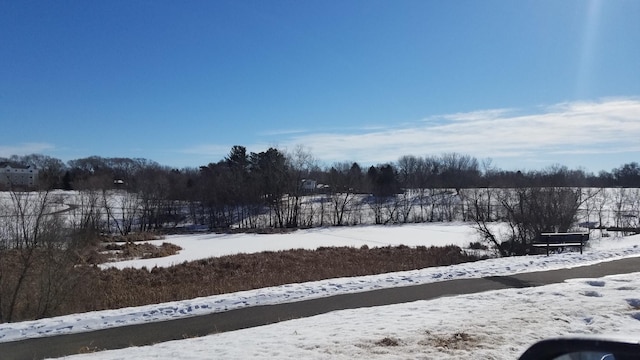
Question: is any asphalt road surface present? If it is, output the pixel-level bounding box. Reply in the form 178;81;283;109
2;256;640;360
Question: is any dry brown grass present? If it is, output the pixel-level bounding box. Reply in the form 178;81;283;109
103;242;182;260
420;331;479;350
99;232;179;262
84;244;481;313
375;337;401;347
2;242;482;322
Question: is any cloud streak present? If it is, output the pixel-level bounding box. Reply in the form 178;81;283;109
276;97;640;167
179;97;640;170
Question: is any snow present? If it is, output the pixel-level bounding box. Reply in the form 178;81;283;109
100;223;484;270
57;272;640;360
0;223;639;359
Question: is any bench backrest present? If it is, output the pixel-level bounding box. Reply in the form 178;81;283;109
537;232;589;244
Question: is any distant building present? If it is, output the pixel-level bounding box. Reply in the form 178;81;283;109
301;179;317;192
0;163;38;188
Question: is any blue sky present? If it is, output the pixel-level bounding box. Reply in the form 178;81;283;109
1;0;639;172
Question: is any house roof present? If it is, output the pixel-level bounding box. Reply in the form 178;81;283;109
0;162;36;170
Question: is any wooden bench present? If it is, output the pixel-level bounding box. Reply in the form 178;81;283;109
532;232;589;256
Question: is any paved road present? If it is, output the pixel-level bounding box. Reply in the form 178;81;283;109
2;256;640;360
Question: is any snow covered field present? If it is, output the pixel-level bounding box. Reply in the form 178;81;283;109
100;223;483;270
0;224;639;359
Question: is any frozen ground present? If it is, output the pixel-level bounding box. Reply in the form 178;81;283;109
57;271;640;360
0;223;638;358
100;223;484;270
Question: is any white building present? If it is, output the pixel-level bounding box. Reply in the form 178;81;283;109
301;179;317;192
0;164;38;188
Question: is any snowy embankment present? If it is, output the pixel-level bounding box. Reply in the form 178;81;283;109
1;224;639;349
61;271;640;360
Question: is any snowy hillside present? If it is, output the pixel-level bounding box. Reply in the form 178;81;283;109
0;225;638;358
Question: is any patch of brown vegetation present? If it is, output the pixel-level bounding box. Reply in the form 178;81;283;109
420;331;479;351
2;243;481;322
0;248;97;321
99;232;179;262
375;337;401;347
86;245;480;314
103;242;182;261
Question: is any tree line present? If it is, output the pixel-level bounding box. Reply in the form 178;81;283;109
0;145;640;235
3;149;640;192
2;147;639;234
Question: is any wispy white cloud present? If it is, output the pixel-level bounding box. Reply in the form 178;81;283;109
178;97;640;170
0;143;55;158
439;108;516;122
279;97;640;166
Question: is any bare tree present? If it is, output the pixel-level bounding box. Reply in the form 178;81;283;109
579;188;603;229
69;188;103;235
102;189;141;236
397;191;414;223
469;187;586;256
0;190;90;322
283;146;317;228
327;163;361;226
